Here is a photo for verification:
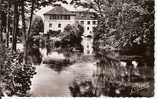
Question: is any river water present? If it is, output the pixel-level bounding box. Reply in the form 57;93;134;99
30;37;153;97
30;49;153;97
30;49;97;97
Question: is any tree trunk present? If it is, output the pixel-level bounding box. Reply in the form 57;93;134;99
0;0;3;42
21;0;28;64
0;15;2;43
27;0;35;37
22;0;35;64
6;0;10;47
12;0;19;52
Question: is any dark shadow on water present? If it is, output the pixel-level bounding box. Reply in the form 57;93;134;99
30;47;42;65
69;80;97;97
69;50;154;97
44;59;72;73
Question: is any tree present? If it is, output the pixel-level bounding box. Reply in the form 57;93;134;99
72;0;154;54
0;0;12;45
59;23;84;51
70;0;154;96
70;0;105;17
12;0;20;52
31;15;44;35
0;42;36;96
21;0;69;64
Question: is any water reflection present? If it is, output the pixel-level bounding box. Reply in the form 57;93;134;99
30;36;153;97
30;47;153;97
30;49;97;96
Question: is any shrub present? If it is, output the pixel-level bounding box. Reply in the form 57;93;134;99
0;43;36;96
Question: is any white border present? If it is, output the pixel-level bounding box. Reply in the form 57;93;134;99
1;0;157;99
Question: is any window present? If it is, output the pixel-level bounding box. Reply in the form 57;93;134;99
61;15;63;20
92;27;95;31
56;15;59;20
63;15;70;20
80;21;84;24
87;27;89;30
93;21;96;25
50;16;52;20
64;15;67;20
49;23;52;28
58;24;61;28
68;15;70;20
53;15;56;19
59;15;62;20
87;21;90;25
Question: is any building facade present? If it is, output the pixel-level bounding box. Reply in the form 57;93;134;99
43;5;97;37
44;5;76;33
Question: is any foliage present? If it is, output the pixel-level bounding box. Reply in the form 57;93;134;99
71;0;154;52
93;0;154;50
31;15;44;36
58;23;84;51
0;43;36;96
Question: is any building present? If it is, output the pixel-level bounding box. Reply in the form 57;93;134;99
43;5;76;33
75;11;97;37
43;4;97;37
43;4;97;55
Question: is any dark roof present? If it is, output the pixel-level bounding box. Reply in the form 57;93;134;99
44;6;75;15
75;11;97;20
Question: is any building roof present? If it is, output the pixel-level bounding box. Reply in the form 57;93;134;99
44;5;75;15
75;11;97;20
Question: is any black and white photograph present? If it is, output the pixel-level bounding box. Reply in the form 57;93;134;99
0;0;154;97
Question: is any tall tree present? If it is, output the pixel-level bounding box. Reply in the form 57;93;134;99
59;23;84;51
71;0;154;51
21;0;68;63
12;0;19;52
5;0;11;47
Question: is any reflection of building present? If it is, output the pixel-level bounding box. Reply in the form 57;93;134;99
81;36;93;55
43;4;97;37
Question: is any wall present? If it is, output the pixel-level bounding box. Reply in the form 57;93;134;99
78;20;97;36
44;15;75;33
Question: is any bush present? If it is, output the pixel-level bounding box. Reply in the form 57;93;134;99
0;43;36;96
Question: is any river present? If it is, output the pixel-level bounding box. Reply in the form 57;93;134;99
29;37;153;97
30;49;97;97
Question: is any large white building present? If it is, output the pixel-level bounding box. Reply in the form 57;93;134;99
43;4;97;55
43;4;97;36
44;5;76;33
